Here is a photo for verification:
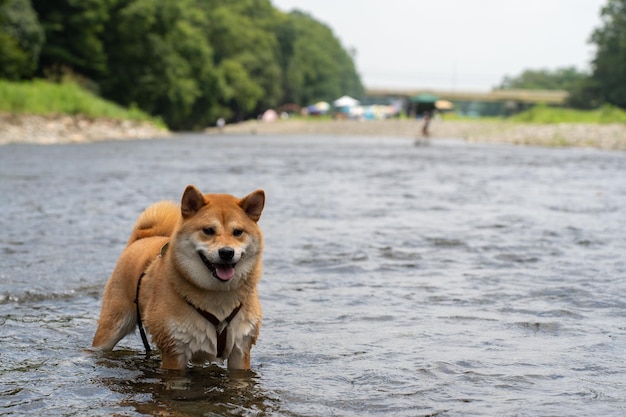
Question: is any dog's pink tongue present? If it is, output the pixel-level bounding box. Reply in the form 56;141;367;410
215;264;235;281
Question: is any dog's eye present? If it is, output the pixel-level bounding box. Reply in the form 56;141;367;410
233;229;244;237
202;227;215;236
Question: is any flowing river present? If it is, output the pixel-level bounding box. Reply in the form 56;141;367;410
1;134;625;416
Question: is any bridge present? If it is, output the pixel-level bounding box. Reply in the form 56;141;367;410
365;88;568;104
364;88;569;116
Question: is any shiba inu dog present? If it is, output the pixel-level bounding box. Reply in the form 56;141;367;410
92;185;265;370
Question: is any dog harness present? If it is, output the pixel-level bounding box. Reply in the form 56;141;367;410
186;301;242;359
134;272;151;354
134;271;242;359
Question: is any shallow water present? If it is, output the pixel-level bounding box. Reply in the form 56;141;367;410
1;134;626;416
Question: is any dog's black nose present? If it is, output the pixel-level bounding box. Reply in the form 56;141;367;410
218;247;235;261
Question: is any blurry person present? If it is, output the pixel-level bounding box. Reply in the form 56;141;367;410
421;111;432;138
216;117;225;133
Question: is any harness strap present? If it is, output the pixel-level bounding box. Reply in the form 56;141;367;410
134;268;241;359
134;243;168;355
134;272;152;354
188;302;242;359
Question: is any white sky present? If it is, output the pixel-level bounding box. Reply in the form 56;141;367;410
271;0;606;92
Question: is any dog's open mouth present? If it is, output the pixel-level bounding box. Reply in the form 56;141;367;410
198;252;236;281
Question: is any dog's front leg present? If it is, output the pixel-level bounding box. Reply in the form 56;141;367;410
161;352;187;370
227;341;252;370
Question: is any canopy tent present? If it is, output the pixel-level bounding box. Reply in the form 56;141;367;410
410;93;439;103
333;95;360;107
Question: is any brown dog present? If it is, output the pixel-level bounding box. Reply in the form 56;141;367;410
92;185;265;370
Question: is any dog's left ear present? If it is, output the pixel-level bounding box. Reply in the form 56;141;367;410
181;185;206;219
239;190;265;222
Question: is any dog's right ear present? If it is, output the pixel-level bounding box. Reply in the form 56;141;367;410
181;185;206;219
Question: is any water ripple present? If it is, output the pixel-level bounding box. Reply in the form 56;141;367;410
1;136;626;415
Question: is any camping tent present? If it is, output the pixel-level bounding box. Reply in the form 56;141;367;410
306;101;331;115
333;95;360;107
262;109;278;122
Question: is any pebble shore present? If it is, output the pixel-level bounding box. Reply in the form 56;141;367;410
2;114;625;150
0;113;170;145
207;118;626;150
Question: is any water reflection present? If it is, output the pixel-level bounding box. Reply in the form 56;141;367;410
95;351;279;416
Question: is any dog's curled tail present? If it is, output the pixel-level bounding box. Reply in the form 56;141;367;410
126;201;180;246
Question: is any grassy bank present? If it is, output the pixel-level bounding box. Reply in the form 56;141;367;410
508;103;626;124
0;79;165;128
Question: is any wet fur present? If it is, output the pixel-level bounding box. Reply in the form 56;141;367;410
92;185;265;370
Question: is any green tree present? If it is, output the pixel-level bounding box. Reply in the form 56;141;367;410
567;77;602;109
100;0;219;129
217;58;264;120
277;11;363;105
497;67;588;91
199;0;283;119
31;0;110;77
589;0;626;108
0;0;44;79
6;0;364;129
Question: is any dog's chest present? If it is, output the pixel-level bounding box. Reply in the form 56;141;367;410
167;313;254;360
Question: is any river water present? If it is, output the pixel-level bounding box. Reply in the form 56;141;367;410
1;134;625;416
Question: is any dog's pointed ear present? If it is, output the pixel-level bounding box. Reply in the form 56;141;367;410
181;185;206;219
240;190;265;222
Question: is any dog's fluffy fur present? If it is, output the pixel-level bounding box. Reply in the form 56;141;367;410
92;185;265;370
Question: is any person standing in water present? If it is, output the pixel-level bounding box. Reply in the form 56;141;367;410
421;111;432;138
415;111;432;146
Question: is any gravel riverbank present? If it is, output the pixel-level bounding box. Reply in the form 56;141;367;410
207;118;626;150
0;113;170;145
2;114;625;150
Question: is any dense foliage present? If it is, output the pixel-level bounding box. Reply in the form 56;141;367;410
0;0;364;129
497;67;588;92
588;0;626;109
0;0;44;79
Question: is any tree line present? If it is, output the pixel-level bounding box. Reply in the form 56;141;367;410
0;0;364;129
498;0;626;111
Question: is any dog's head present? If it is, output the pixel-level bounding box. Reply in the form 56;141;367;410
174;185;265;291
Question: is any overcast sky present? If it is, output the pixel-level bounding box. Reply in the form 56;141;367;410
272;0;606;91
